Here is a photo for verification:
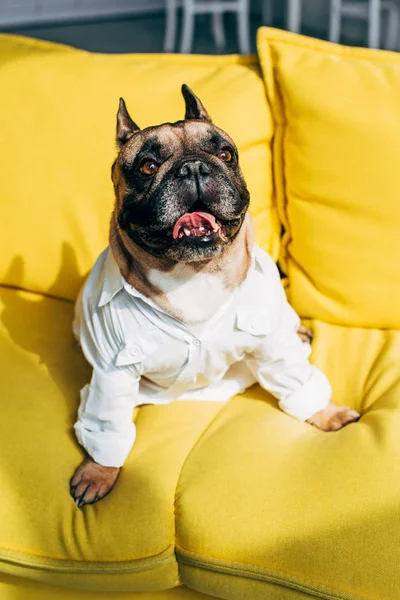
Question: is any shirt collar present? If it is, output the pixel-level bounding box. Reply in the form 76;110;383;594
98;249;125;307
98;243;258;309
97;248;166;311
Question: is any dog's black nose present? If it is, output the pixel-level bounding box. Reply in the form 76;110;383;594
176;160;211;179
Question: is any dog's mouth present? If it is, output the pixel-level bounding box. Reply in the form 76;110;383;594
172;212;227;241
128;212;243;249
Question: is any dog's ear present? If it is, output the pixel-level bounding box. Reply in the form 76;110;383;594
181;84;212;123
116;98;140;148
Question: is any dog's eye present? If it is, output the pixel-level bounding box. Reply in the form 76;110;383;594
217;149;233;163
140;160;159;176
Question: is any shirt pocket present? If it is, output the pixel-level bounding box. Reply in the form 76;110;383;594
236;306;272;337
114;336;158;368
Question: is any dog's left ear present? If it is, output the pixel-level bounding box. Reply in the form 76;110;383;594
181;84;212;123
116;98;141;148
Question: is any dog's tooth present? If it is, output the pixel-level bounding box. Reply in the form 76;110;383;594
184;228;191;236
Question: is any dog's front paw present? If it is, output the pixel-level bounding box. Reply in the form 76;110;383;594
70;458;120;508
307;402;360;432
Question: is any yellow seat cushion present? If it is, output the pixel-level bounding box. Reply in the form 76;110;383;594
0;34;277;302
0;574;211;600
257;27;400;328
0;285;223;592
175;320;400;600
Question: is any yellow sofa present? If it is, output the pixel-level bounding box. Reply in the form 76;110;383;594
1;27;400;600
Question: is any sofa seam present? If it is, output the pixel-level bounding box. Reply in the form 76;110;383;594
255;31;282;264
0;545;175;575
175;546;369;600
256;35;292;282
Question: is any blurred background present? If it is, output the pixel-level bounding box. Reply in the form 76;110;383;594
0;0;398;54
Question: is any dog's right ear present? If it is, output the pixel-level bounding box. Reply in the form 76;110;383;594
116;98;140;148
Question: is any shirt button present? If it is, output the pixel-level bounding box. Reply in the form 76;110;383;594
192;339;201;347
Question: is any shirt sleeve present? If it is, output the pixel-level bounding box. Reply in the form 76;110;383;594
245;256;332;422
73;284;140;468
74;367;139;468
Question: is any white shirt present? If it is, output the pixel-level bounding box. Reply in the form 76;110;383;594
73;245;331;467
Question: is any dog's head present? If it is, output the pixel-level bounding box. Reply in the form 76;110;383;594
112;85;250;262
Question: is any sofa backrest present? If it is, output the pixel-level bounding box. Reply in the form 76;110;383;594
0;35;277;302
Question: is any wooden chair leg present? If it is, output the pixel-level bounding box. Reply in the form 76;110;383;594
368;0;381;48
287;0;302;33
212;12;226;49
237;0;251;54
180;0;195;53
164;0;178;52
329;0;343;43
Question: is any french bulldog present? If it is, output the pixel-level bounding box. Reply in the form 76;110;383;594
70;85;360;508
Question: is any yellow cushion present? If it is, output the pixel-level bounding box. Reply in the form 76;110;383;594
257;27;400;328
0;574;211;600
175;320;400;600
0;286;223;591
0;34;277;302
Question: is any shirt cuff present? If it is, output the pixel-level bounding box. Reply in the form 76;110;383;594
74;420;136;468
278;365;332;422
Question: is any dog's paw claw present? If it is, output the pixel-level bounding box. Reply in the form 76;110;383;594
70;458;120;508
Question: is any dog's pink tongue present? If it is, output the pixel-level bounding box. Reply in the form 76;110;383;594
172;212;218;239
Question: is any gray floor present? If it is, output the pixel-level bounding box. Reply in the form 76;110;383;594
0;8;373;55
1;11;299;55
2;12;266;54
